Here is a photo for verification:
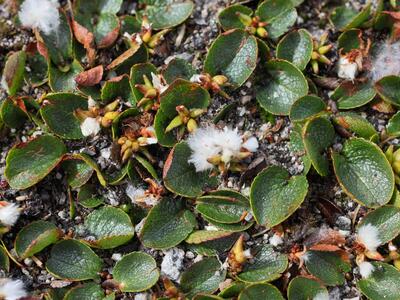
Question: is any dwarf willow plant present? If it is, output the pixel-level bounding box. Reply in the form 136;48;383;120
2;0;400;299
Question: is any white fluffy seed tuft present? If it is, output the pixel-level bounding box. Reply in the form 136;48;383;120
0;202;21;227
337;56;358;81
312;291;329;300
80;117;101;137
19;0;60;34
126;185;158;207
187;126;258;172
357;224;381;252
370;40;400;81
359;261;375;278
0;278;27;300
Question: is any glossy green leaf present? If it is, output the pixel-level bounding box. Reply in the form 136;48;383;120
140;197;196;249
338;29;362;53
302;116;335;176
305;250;351;286
239;283;284;300
186;230;238;256
289;95;326;122
333;112;378;140
0;98;27;129
77;184;104;208
64;282;104;300
387;111;400;137
15;221;61;259
357;205;400;245
237;244;288;283
40;93;87;139
256;59;308;115
196;190;249;224
276;29;313;70
375;75;400;107
180;257;226;298
80;206;135;249
332;81;376;109
357;262;400;300
330;4;371;31
250;166;308;227
62;159;94;188
1;50;26;96
163;58;196;84
218;4;253;31
287;276;329;300
204;29;258;88
332;138;395;208
40;11;73;67
163;142;218;197
154;80;210;146
137;0;194;30
5;135;67;189
0;245;9;272
46;239;102;281
113;252;159;292
256;0;297;40
49;60;83;92
101;75;135;104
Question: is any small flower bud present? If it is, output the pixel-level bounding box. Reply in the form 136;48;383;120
165;115;183;133
256;26;268;38
235;12;252;26
212;75;229;86
187;118;198;133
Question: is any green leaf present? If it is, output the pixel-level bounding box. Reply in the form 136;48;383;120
289;124;311;174
203;216;254;232
46;239;102;281
330;4;371;31
0;245;10;272
357;262;400;300
154;80;210;147
338;29;362;53
304;250;351;286
289;95;326;122
333;112;378;140
15;221;61;259
218;282;247;298
72;153;107;187
218;4;253;31
40;93;88;139
137;0;194;30
276;29;313;70
387;111;400;137
163;58;196;84
357;205;400;245
236;244;288;283
25;50;48;86
256;0;297;39
256;59;308;115
40;11;73;67
77;184;104;208
113;252;159;292
186;230;238;256
194;295;224;300
49;60;83;92
5;135;67;189
64;282;104;300
111;108;140;139
332;138;395;208
140;197;196;249
375;75;400;107
1;50;26;96
204;29;258;88
302;116;335;176
250;166;308;227
163;142;218;197
180;257;226;298
287;276;329;300
332;81;376;110
101;75;135;104
238;283;284;300
196;190;249;224
129;63;157;103
80;206;135;249
62;159;94;188
0;98;27;129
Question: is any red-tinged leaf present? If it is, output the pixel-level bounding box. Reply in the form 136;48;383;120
75;65;104;86
97;22;120;49
71;20;96;65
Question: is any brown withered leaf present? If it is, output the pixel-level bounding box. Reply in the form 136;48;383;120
97;22;120;49
75;65;104;86
106;43;141;70
304;227;345;247
71;20;96;65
